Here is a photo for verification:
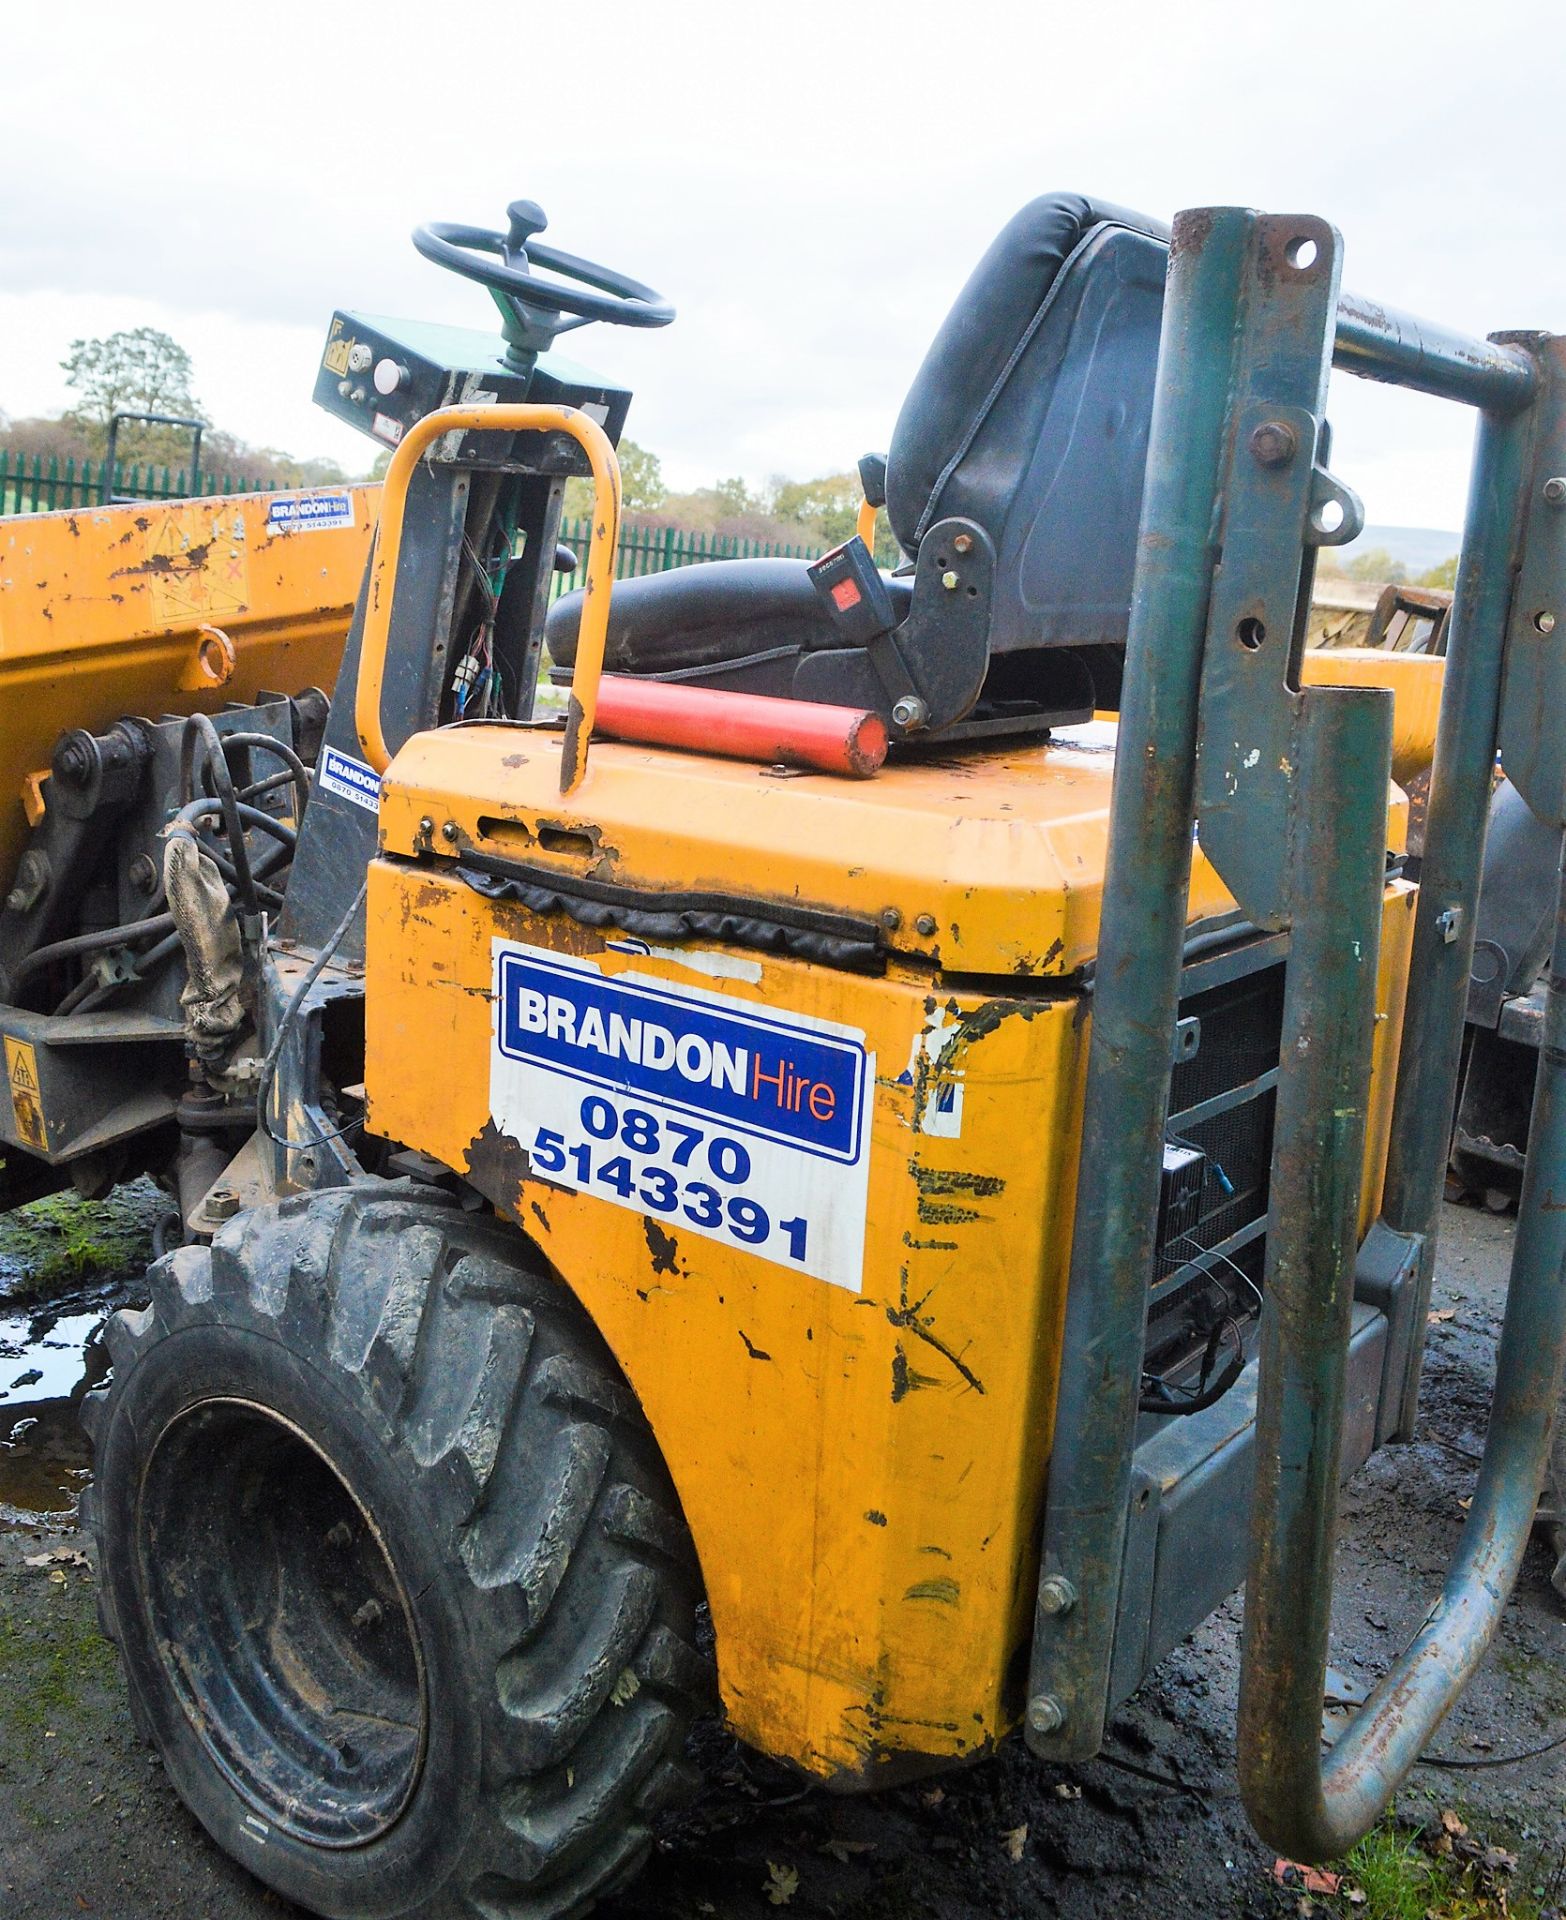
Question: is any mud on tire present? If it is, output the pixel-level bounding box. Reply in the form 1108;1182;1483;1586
80;1185;711;1919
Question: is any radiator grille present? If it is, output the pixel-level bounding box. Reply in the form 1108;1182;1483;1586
1148;953;1285;1363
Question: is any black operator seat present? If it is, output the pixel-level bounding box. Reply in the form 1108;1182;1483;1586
547;192;1170;719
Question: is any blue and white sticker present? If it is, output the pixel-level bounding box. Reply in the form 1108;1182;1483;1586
491;941;874;1291
265;488;354;535
318;745;382;814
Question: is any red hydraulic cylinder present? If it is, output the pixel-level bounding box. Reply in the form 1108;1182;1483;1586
589;674;889;778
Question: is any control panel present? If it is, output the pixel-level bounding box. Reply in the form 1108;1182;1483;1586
312;312;633;469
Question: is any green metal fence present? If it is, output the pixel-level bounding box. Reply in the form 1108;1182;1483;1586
0;450;270;515
552;514;825;595
0;454;831;588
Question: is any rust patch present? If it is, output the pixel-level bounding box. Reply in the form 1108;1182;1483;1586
865;1510;888;1527
110;540;212;580
529;1199;550;1233
558;694;587;791
501;751;530;769
887;1264;985;1396
911;1168;1005;1200
903;1578;960;1606
643;1217;681;1275
463;1116;531;1221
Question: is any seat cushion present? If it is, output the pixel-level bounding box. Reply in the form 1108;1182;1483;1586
885;192;1169;558
546;557;912;682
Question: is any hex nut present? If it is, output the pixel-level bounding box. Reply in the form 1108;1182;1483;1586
880;907;902;932
915;913;938;938
1039;1575;1078;1617
1249;420;1299;469
441;820;459;843
1544;476;1566;507
1027;1694;1066;1735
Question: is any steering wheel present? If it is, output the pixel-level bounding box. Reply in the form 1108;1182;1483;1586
412;199;675;342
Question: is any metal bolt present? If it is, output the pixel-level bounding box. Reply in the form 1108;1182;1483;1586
56;736;93;784
1249;420;1299;469
1536;609;1558;635
880;907;902;932
941;570;959;591
891;695;928;731
1544;476;1566;507
1027;1694;1066;1736
1038;1575;1078;1617
129;853;159;895
441;820;459;843
1435;906;1464;945
6;851;51;914
208;1186;240;1221
915;913;938;938
953;532;973;554
418;815;435;836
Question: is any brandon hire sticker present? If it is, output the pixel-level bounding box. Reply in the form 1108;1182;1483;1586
318;745;382;814
266;488;354;535
491;941;874;1291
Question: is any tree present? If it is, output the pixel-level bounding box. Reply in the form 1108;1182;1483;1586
563;437;665;518
61;328;203;457
1346;546;1408;585
1417;553;1458;590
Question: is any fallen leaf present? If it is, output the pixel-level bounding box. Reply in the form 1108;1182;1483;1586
47;1569;67;1586
764;1862;799;1906
1344;1889;1367;1907
24;1549;87;1570
608;1669;640;1707
1428;1308;1456;1323
1458;1495;1473;1512
1052;1782;1082;1800
1002;1824;1028;1863
920;1786;945;1808
820;1839;875;1863
1440;1809;1468;1838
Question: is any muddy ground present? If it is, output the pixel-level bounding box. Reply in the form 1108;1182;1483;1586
1;1190;1563;1919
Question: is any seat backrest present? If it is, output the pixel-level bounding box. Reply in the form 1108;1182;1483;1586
886;193;1169;660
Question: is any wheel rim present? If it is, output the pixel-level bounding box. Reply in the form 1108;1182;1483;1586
137;1397;427;1847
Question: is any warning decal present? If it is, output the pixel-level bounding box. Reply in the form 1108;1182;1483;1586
491;942;874;1291
4;1036;47;1152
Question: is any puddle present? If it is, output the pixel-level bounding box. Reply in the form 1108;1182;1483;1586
0;1180;164;1526
0;1292;119;1524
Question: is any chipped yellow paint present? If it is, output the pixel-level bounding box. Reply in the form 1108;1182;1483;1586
139;500;251;627
365;724;1418;1782
1301;647;1444;787
4;1035;46;1151
0;486;376;891
379;722;1410;983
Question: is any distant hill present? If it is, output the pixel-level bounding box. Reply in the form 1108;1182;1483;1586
1335;524;1460;576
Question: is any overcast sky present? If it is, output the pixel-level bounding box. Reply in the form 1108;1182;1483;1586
4;0;1560;532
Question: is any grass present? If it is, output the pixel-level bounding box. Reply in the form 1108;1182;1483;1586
0;1186;158;1304
0;1589;118;1737
1332;1813;1561;1919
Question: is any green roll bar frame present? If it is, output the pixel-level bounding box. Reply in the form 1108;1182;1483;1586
1028;204;1566;1861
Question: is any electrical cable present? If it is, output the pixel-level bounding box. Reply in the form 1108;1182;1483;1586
1415;1728;1566;1772
255;878;368;1153
209;731;310;819
179;713;259;919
